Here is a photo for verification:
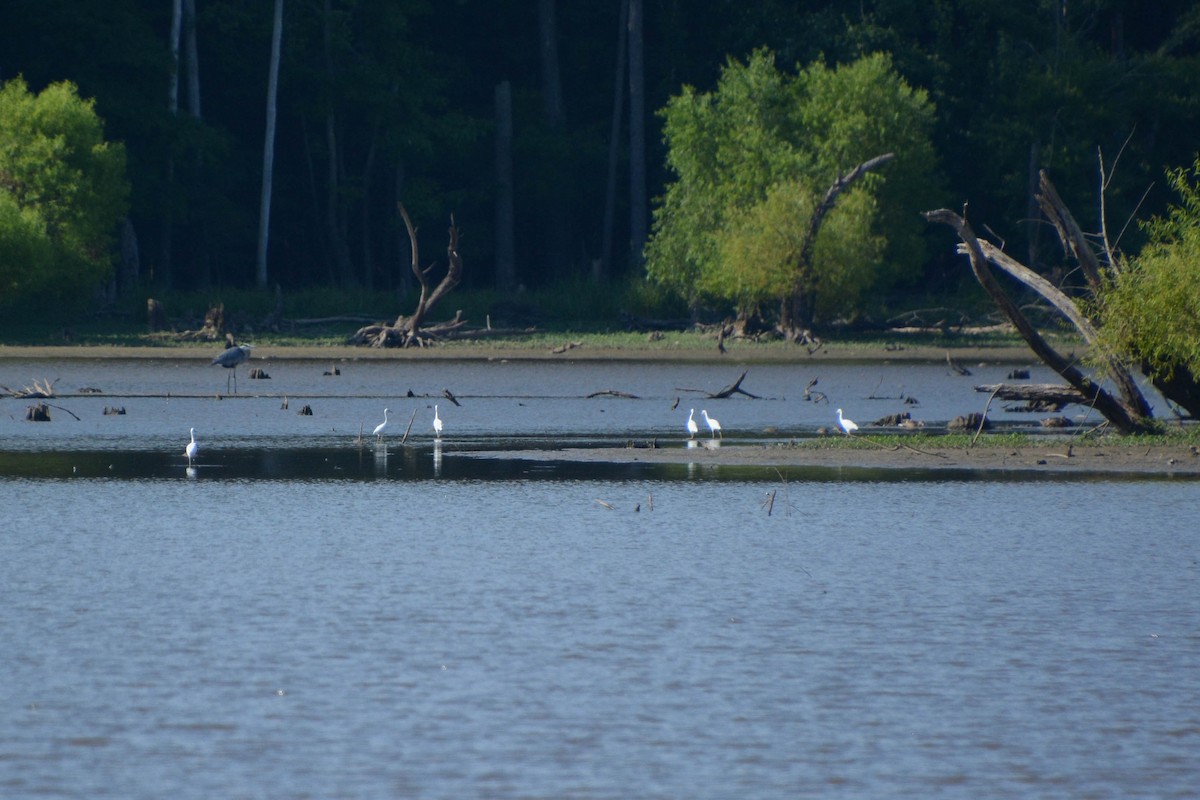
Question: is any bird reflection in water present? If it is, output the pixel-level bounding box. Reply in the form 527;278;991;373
433;440;443;477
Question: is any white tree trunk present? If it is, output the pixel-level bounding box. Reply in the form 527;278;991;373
256;0;284;288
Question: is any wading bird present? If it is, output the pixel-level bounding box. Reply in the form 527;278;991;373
686;408;699;439
211;344;254;393
837;408;859;435
373;408;390;441
185;428;199;466
433;404;443;438
702;409;722;439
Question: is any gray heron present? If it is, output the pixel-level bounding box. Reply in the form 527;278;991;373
836;408;858;435
185;428;199;465
686;408;698;439
701;409;722;438
212;344;253;393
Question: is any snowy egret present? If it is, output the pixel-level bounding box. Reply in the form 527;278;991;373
433;404;443;438
701;409;722;438
686;408;699;439
185;428;199;465
373;408;390;440
836;408;858;435
211;344;254;393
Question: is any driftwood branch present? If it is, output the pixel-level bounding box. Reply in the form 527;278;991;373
975;383;1088;408
588;389;640;399
709;370;760;399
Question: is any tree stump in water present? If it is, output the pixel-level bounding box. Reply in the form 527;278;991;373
949;412;990;430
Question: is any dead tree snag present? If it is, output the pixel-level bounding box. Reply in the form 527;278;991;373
350;204;463;347
923;204;1154;434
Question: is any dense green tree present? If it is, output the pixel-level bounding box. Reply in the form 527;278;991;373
645;50;937;330
0;77;129;315
1099;157;1200;390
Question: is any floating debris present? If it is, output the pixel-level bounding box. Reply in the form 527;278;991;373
103;406;126;415
249;367;270;379
26;403;51;421
4;378;57;399
297;404;314;415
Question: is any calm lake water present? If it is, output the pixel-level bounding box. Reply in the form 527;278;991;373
2;358;1198;798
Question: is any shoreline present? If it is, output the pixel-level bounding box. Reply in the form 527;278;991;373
0;342;1040;364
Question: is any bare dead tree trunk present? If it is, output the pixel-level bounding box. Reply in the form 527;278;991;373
923;208;1154;434
159;0;183;290
538;0;572;276
349;205;463;348
627;0;647;266
600;0;630;282
321;0;354;286
494;81;516;291
1036;170;1106;292
360;125;378;290
778;153;894;340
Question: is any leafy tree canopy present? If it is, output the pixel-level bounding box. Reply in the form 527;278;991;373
645;49;938;326
0;76;129;314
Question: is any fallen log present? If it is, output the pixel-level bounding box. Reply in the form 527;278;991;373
975;383;1087;410
587;389;640;399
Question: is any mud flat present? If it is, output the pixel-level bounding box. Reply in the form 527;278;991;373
482;440;1200;476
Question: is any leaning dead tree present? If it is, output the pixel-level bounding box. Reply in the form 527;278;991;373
350;204;463;347
779;152;895;342
924;171;1157;434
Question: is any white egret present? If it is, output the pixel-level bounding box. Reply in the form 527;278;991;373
185;428;199;465
836;408;859;435
686;408;699;439
701;409;722;439
373;408;390;441
433;404;443;438
211;344;254;394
